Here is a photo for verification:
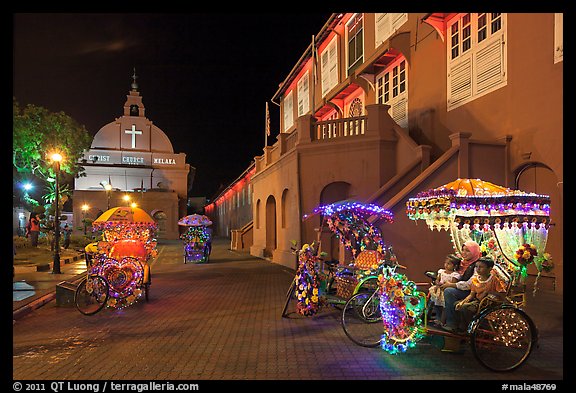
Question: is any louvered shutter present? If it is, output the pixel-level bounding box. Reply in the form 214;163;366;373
297;72;309;117
391;13;408;32
321;49;330;96
448;57;473;108
283;91;294;132
375;13;391;47
328;40;338;93
391;98;408;128
474;34;505;96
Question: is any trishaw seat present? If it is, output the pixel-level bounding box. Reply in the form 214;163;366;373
109;239;148;260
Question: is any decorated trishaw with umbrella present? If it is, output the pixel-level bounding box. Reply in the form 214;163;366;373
178;214;213;263
356;178;551;371
74;206;158;315
288;180;552;372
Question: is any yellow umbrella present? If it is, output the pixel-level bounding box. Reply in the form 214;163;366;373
93;206;155;224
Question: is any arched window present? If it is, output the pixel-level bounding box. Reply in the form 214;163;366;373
255;199;261;229
281;189;289;228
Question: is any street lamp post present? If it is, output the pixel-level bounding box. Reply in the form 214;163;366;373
81;204;89;235
51;152;63;274
105;184;112;210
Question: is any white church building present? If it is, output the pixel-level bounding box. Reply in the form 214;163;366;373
73;72;193;239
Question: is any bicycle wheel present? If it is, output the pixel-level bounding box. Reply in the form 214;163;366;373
355;276;379;294
74;275;110;316
470;306;537;372
281;279;296;318
341;291;382;347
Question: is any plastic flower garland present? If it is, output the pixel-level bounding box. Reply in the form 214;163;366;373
295;244;321;316
378;269;426;354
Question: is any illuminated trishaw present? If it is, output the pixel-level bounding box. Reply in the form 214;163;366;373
178;214;212;263
74;206;158;315
354;178;552;371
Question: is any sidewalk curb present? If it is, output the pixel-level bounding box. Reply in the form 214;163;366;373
19;252;83;273
13;292;56;320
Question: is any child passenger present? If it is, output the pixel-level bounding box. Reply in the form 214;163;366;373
428;254;461;323
455;256;505;314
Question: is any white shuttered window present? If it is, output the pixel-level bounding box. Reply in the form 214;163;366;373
283;90;294;132
297;71;310;117
321;36;338;97
376;57;408;128
375;13;408;47
447;13;507;111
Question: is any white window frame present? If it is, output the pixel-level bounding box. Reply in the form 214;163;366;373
447;13;507;111
554;13;563;64
376;56;408;128
321;36;338;97
375;13;408;48
283;90;294;132
297;70;310;117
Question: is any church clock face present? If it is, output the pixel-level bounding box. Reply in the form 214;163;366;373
349;98;363;117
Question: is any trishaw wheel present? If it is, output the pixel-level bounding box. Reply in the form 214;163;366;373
341;292;382;347
470;307;537;372
74;275;109;316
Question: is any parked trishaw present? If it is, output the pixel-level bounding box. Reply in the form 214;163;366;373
281;201;401;317
342;178;552;371
74;206;158;315
178;214;213;263
283;180;553;372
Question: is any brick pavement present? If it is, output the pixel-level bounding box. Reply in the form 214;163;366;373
12;238;564;382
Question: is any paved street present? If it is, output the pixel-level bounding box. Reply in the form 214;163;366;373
13;238;564;382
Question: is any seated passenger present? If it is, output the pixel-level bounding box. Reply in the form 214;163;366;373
428;254;461;323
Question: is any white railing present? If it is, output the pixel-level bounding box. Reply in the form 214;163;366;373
314;116;367;141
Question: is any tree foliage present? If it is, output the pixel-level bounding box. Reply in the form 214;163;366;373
13;98;92;180
13;98;92;212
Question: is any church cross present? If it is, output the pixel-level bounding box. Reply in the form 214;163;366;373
125;124;142;149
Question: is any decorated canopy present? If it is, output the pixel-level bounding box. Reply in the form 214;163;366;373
406;178;550;231
406;179;553;287
304;201;394;257
178;214;213;227
94;206;156;225
92;206;157;256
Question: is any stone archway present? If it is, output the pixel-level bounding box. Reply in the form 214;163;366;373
319;181;351;261
265;195;277;258
515;162;563;293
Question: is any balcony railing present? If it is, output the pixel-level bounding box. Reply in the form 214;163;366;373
314;116;367;141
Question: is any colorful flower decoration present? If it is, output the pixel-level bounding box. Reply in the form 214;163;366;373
378;269;426;354
309;202;393;258
295;244;322;316
515;243;537;266
180;226;211;248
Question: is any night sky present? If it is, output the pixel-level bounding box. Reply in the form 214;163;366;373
13;13;332;199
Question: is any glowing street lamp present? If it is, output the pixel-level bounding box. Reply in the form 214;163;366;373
130;202;138;209
50;152;63;274
123;194;131;206
100;181;113;210
81;204;89;235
